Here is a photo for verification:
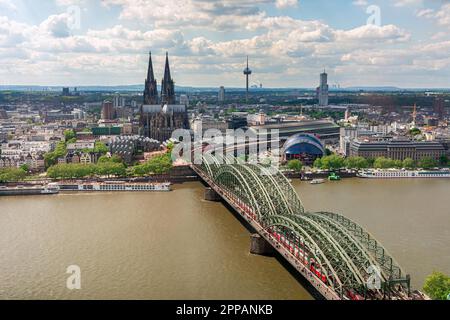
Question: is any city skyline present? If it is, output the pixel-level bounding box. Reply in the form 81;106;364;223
0;0;450;88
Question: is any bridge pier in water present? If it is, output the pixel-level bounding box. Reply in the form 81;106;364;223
204;187;221;202
250;234;274;256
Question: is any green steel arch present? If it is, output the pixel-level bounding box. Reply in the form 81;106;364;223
194;157;411;299
259;214;344;291
315;212;406;282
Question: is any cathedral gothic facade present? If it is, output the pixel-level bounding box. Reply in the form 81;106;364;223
140;52;189;142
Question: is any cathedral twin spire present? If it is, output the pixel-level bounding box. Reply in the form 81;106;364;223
143;52;175;105
143;52;157;105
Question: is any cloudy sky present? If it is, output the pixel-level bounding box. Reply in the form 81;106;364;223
0;0;449;88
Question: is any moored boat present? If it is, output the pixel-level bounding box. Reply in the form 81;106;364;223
58;181;172;192
0;183;60;196
357;169;450;179
328;173;341;181
310;179;325;185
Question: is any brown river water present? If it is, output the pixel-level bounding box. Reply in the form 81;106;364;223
0;178;448;299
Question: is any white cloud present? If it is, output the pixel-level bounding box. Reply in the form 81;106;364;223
0;0;16;11
0;16;32;47
416;8;434;18
275;0;298;9
0;0;448;87
54;0;86;6
392;0;422;7
337;24;410;42
435;4;450;27
101;0;296;30
352;0;368;7
39;14;73;38
417;4;450;28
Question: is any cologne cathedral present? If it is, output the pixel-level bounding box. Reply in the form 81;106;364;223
140;52;189;142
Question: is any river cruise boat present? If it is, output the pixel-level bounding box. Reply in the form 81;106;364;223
59;181;172;192
357;169;450;179
0;183;60;196
310;179;325;185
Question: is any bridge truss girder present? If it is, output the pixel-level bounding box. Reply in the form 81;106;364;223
316;212;405;282
194;157;411;298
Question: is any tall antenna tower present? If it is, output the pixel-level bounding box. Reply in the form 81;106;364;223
243;56;252;104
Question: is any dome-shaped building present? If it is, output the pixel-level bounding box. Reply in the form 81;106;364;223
283;133;325;164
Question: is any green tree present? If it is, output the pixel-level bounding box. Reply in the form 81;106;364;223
409;128;421;136
345;156;369;169
320;155;345;170
0;168;27;182
20;164;30;172
128;164;148;176
287;159;303;172
374;157;396;169
64;129;76;141
98;154;123;164
439;155;449;167
166;142;175;153
93;141;109;154
366;158;375;168
313;158;322;169
44;141;67;168
423;272;450;300
393;160;403;168
129;153;173;176
95;162;126;177
419;157;438;169
402;158;415;169
47;162;127;179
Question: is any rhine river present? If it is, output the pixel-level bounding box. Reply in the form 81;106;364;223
0;179;449;300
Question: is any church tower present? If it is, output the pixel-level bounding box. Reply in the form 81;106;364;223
161;52;176;105
143;51;158;105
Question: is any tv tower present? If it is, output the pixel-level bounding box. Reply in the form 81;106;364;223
243;56;252;104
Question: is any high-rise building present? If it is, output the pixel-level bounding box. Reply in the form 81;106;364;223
161;52;176;105
113;93;126;108
143;52;158;105
218;86;225;104
316;70;329;107
434;97;445;120
101;100;115;120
